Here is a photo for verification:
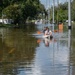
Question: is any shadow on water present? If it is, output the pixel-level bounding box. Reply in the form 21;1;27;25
0;23;74;75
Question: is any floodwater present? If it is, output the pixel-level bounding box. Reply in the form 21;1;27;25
0;24;75;75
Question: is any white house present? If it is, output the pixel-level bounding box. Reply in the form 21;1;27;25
0;19;13;24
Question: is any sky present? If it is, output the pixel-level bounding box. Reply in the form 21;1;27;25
40;0;67;9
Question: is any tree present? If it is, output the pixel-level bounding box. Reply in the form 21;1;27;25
72;0;75;21
51;2;68;23
3;3;27;24
0;0;46;24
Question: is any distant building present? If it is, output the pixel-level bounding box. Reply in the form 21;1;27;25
66;20;74;23
0;19;13;24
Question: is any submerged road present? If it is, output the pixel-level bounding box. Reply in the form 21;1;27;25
0;24;74;75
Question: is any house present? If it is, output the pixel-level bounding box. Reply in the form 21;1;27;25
0;19;13;24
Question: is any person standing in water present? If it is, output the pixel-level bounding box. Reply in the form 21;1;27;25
44;27;53;39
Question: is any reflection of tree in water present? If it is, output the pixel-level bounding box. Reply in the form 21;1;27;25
0;26;38;75
71;26;75;66
70;26;75;75
21;24;37;33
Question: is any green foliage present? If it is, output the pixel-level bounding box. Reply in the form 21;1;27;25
0;0;45;24
24;2;37;18
53;1;75;23
71;0;75;21
3;4;23;24
50;2;68;23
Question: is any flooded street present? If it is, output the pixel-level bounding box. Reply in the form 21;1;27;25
0;24;75;75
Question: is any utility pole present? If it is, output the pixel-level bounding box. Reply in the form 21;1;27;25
68;0;71;30
48;8;50;24
48;0;50;25
53;0;54;24
68;1;71;74
57;0;59;25
53;0;55;31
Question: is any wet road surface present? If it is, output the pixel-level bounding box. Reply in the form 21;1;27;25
0;24;74;75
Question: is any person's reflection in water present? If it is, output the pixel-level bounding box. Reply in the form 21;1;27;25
44;38;49;47
43;37;53;47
